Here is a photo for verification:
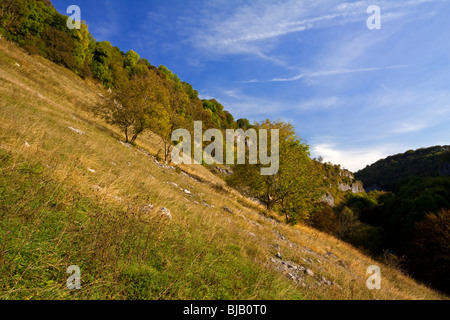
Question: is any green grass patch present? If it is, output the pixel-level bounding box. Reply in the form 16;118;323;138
0;149;302;300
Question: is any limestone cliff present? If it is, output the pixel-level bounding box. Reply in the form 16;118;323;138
319;163;365;207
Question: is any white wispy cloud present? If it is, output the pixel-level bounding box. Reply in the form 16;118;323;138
184;0;442;60
391;122;429;134
184;1;346;58
307;65;408;77
218;89;287;119
215;89;341;121
386;92;450;135
296;96;341;111
311;143;397;172
91;0;123;40
333;0;442;14
242;65;408;83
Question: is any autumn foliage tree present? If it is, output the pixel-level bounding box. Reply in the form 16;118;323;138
228;120;322;224
94;72;168;144
42;26;77;70
407;209;450;294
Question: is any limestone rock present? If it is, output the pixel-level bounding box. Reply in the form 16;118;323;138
159;207;172;220
222;206;234;214
68;127;85;135
91;185;103;192
321;193;335;206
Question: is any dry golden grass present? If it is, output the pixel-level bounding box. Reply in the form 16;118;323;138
0;38;446;300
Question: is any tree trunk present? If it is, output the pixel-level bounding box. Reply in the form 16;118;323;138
124;127;129;143
163;140;167;162
130;133;139;143
265;192;274;210
130;128;144;144
165;144;172;163
163;139;171;163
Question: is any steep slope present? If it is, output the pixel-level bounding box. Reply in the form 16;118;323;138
0;38;445;300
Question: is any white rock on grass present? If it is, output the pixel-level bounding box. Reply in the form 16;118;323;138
68;127;85;135
201;202;211;208
91;185;103;192
305;269;315;277
159;207;172;220
222;206;234;214
118;140;131;148
88;168;96;173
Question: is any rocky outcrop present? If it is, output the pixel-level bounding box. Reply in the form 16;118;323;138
321;164;365;207
211;165;233;176
340;169;354;179
338;180;364;193
352;181;364;193
321;193;335;206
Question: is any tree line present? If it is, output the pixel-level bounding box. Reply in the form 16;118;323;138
0;0;247;140
0;0;326;223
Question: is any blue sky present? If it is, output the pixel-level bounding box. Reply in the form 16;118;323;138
52;0;450;171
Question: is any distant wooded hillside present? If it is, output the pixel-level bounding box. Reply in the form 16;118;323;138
355;145;450;191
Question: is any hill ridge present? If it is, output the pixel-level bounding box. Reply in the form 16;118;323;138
355;145;450;191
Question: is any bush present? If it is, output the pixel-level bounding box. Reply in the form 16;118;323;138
347;223;386;254
407;209;450;294
42;26;77;70
309;205;339;236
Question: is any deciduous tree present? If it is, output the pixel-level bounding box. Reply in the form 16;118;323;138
93;72;167;143
228;119;322;223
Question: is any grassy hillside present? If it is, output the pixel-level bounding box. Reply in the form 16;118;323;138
0;38;446;300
